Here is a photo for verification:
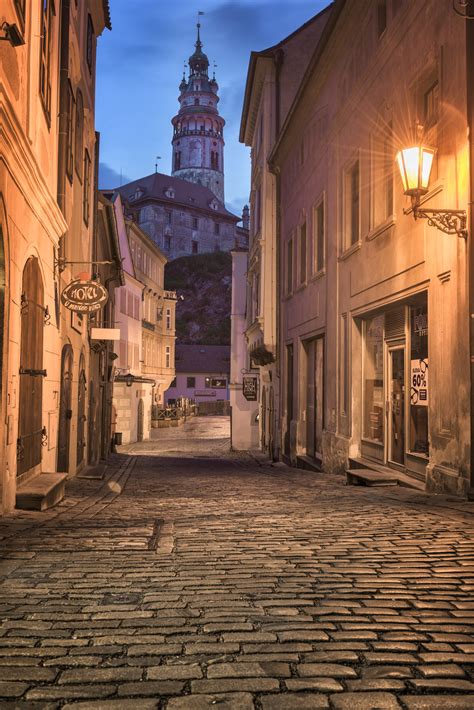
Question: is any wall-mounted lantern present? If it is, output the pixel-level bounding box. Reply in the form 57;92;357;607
396;137;468;239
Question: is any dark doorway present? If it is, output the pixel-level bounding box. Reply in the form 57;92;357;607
17;257;44;476
137;398;144;442
57;344;73;472
284;344;294;456
77;354;86;466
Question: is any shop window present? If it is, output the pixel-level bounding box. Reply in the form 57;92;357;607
205;377;227;389
409;302;429;455
363;315;384;443
313;197;325;273
187;377;196;388
344;159;360;248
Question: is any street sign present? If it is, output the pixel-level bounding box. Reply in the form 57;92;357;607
61;280;109;313
242;375;258;401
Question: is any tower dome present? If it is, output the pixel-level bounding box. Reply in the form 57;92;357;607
171;20;225;204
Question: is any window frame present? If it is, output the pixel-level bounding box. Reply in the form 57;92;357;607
312;193;326;275
86;14;95;74
66;82;75;183
39;0;55;124
83;149;91;226
286;236;294;296
343;156;361;252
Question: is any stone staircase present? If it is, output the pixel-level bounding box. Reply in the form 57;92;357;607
346;457;424;490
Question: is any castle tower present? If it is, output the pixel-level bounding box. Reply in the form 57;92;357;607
171;21;225;203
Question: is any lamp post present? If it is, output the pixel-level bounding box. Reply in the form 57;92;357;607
396;139;468;239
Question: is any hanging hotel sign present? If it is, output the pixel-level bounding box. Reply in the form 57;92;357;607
61;280;109;313
242;376;258;401
410;358;428;407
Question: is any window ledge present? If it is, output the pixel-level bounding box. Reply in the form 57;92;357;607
339;240;361;262
310;267;326;282
367;216;396;242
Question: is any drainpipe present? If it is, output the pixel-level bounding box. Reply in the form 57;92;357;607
467;0;474;498
57;0;70;215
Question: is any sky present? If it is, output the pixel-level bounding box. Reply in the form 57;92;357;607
96;0;331;216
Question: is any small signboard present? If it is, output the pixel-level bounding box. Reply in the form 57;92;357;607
91;327;120;341
410;358;428;407
243;376;258;401
61;280;109;313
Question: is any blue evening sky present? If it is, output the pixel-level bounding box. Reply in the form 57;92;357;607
96;0;331;216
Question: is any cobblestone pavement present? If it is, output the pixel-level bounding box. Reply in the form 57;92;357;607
1;417;474;709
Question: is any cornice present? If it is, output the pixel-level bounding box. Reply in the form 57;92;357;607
0;90;67;242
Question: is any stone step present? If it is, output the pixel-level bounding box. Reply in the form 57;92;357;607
297;455;323;472
16;473;67;511
346;468;398;487
77;464;107;480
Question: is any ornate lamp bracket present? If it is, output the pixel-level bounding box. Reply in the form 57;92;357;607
408;202;468;239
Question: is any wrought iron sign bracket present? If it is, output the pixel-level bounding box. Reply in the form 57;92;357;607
54;256;115;275
404;205;468;239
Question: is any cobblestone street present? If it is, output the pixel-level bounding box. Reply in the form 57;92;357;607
1;417;474;709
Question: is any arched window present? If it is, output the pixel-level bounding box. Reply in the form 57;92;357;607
75;90;84;180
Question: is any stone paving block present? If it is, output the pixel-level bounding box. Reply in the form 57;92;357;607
207;661;290;678
418;663;466;677
260;693;329;709
330;691;403;709
346;679;406;691
409;679;474;691
147;665;202;680
190;678;279;693
63;702;159;710
167;693;255;709
403;697;474;709
117;680;184;695
58;667;142;684
285;677;343;692
297;663;358;678
26;684;117;700
0;681;30;697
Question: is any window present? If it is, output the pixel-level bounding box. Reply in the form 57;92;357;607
286;238;293;295
120;289;127;314
133;295;140;320
299;222;307;285
75;90;84;180
313;198;325;273
363;315;384;443
211;151;219;170
254;186;261;235
187;377;196;388
166;211;172;225
377;0;387;36
344;160;360;247
86;14;94;73
192;240;198;254
424;81;439;127
192;217;198;229
165;346;171;369
166;308;171;330
174;152;181;170
214;222;220;236
39;0;54;121
340;314;349;415
165;235;171;251
205;377;227;389
14;0;26;28
371;122;393;228
66;83;75;182
410;301;428;455
83;150;91;225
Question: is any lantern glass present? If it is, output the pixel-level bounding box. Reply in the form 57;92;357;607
396;145;435;197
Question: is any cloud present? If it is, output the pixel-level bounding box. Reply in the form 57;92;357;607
99;163;131;190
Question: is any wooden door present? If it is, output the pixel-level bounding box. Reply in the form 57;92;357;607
285;344;294;456
389;346;405;465
17;258;44;476
76;354;86;465
306;340;315;457
315;337;324;456
57;345;73;472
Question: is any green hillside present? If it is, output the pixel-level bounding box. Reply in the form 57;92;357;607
164;252;232;345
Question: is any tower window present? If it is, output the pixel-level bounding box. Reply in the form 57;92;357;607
192;217;198;229
192;240;198;254
194;98;199;106
165;235;171;251
174;152;181;170
214;222;220;236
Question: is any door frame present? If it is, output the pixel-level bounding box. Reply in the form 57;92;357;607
385;339;406;470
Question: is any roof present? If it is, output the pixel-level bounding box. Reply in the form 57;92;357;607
239;3;333;143
102;0;112;30
175;344;231;374
115;172;238;222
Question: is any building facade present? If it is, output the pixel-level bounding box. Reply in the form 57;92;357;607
0;0;112;513
242;0;473;497
239;8;331;460
166;344;230;405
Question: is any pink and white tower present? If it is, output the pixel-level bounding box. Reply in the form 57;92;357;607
171;21;225;204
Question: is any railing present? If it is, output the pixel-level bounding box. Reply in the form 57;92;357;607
152;399;197;423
